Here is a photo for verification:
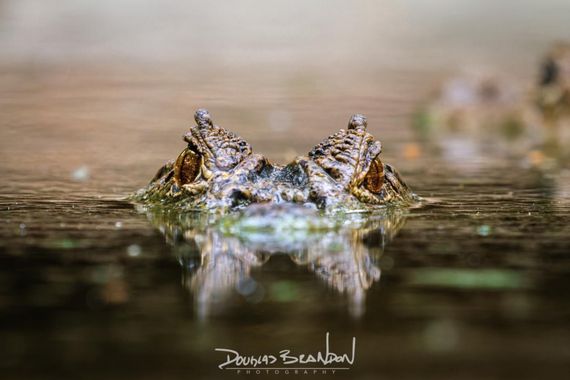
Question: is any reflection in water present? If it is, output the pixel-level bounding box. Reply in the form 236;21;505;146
137;204;407;319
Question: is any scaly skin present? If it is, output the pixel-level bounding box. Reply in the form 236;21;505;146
132;109;416;212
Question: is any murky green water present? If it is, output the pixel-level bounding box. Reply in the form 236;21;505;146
1;65;569;380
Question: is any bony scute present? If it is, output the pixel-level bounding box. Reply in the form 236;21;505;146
132;109;417;212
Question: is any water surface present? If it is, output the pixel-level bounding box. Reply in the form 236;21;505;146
1;65;569;380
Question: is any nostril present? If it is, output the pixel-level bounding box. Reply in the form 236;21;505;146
229;189;251;207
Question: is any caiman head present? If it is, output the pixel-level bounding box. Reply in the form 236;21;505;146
132;109;417;211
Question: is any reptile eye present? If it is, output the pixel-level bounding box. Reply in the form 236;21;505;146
363;158;384;193
174;148;201;186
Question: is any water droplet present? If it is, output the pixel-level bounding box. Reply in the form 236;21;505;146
476;225;491;236
126;244;141;257
236;278;258;296
71;166;90;182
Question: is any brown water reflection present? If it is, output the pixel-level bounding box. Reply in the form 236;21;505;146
139;205;407;319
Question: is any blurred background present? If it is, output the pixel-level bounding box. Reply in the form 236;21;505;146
2;0;570;68
2;0;570;174
1;1;570;380
2;0;570;177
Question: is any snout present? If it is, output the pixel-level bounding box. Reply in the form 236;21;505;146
383;163;415;202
